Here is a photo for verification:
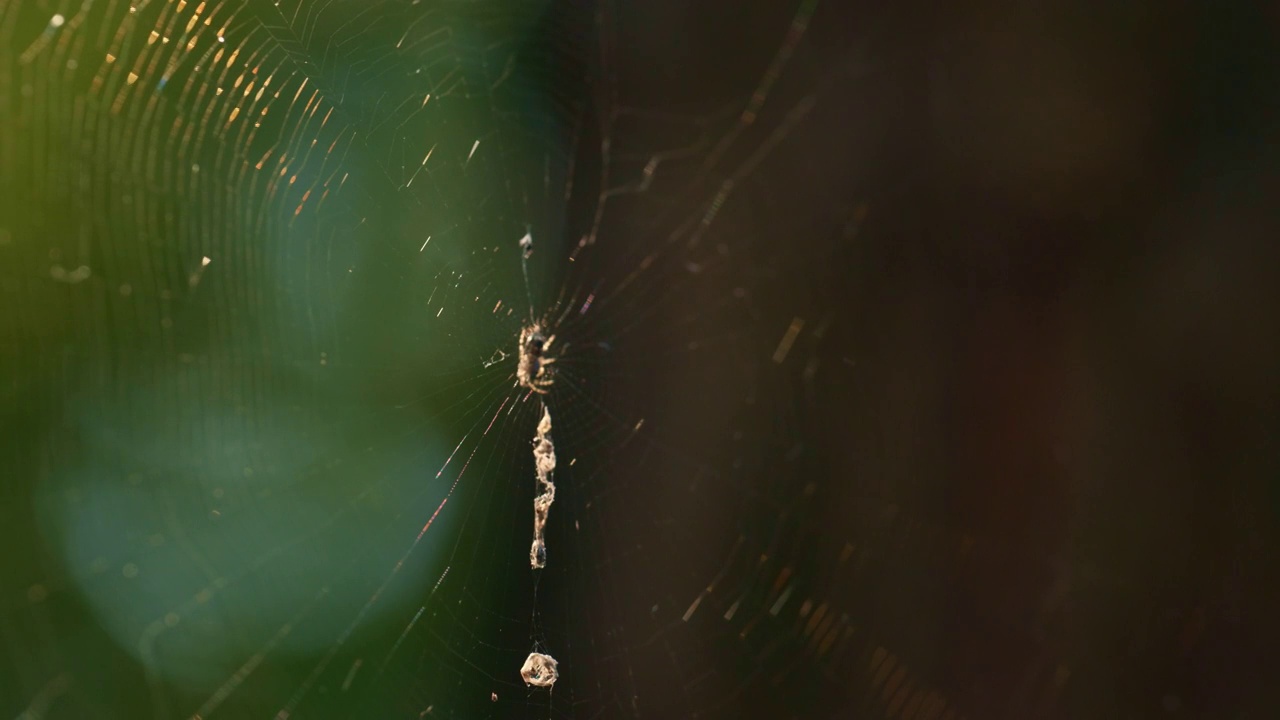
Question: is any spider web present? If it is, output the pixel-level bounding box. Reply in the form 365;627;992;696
0;0;905;718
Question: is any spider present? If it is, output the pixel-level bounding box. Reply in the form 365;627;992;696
516;323;556;394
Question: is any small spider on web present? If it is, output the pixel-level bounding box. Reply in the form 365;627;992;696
516;322;556;394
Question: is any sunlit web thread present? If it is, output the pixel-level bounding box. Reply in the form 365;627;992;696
378;563;449;675
272;391;510;719
147;388;502;718
377;390;541;686
558;0;828;330
138;375;500;720
567;0;817;259
545;370;696;472
187;586;332;720
698;0;819;177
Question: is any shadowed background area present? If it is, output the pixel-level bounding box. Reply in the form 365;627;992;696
2;0;1278;718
